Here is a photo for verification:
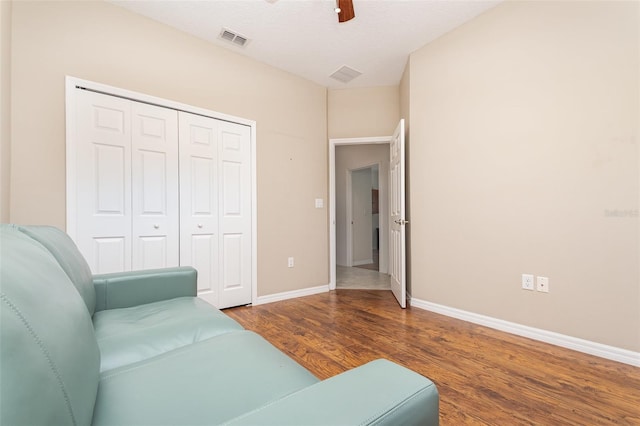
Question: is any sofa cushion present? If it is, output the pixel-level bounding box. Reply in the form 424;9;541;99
0;225;100;426
93;297;244;372
224;359;440;426
92;331;319;426
16;225;97;315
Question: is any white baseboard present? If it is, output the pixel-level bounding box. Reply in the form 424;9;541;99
353;259;374;266
410;297;640;367
254;284;329;306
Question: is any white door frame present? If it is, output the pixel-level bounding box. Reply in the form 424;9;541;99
329;136;391;290
65;76;258;306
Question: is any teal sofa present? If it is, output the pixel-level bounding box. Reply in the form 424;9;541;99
0;224;439;425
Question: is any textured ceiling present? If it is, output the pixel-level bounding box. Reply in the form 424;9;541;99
111;0;501;89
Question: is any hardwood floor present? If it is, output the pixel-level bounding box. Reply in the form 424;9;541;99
225;290;640;425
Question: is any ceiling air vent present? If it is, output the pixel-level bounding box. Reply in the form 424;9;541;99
219;28;250;48
330;65;362;84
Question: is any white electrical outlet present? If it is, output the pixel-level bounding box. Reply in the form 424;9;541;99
522;274;534;291
537;276;549;293
287;257;294;268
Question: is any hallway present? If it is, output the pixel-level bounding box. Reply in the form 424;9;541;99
336;266;390;290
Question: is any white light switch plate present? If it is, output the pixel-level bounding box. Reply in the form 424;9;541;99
315;198;324;208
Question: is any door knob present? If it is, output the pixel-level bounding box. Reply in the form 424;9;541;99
394;219;409;225
197;223;203;228
153;224;160;229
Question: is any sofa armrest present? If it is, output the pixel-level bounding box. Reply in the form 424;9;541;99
224;359;439;426
93;267;197;312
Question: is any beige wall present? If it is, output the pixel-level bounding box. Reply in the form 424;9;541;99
0;0;11;223
9;1;328;296
399;61;410;137
328;86;400;138
409;1;639;351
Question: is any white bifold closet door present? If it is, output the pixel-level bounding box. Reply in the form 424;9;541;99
75;90;179;274
72;89;252;309
178;112;252;309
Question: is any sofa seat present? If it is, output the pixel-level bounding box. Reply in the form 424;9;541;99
92;331;319;426
93;297;244;372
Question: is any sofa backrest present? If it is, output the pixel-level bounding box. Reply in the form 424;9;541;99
16;225;96;316
0;224;100;426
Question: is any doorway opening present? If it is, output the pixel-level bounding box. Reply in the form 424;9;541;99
338;162;391;290
329;137;391;291
329;120;406;307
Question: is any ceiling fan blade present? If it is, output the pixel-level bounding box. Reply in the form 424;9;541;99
338;0;355;23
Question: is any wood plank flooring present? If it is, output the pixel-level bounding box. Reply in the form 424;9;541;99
225;290;640;425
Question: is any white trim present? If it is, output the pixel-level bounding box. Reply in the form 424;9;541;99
66;77;255;127
329;136;391;291
65;76;258;307
65;82;78;241
253;284;329;306
410;297;640;367
329;141;336;286
353;259;374;266
250;123;258;310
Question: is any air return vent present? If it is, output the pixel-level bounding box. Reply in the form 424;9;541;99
219;28;250;48
330;65;362;83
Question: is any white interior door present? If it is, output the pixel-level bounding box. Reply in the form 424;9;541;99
218;121;252;309
131;103;179;270
389;119;407;308
179;112;220;307
75;90;132;274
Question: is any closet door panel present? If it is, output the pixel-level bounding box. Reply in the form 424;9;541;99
222;233;242;289
131;103;179;270
218;121;252;308
179;112;219;307
94;237;127;273
191;235;216;294
75;90;132;274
